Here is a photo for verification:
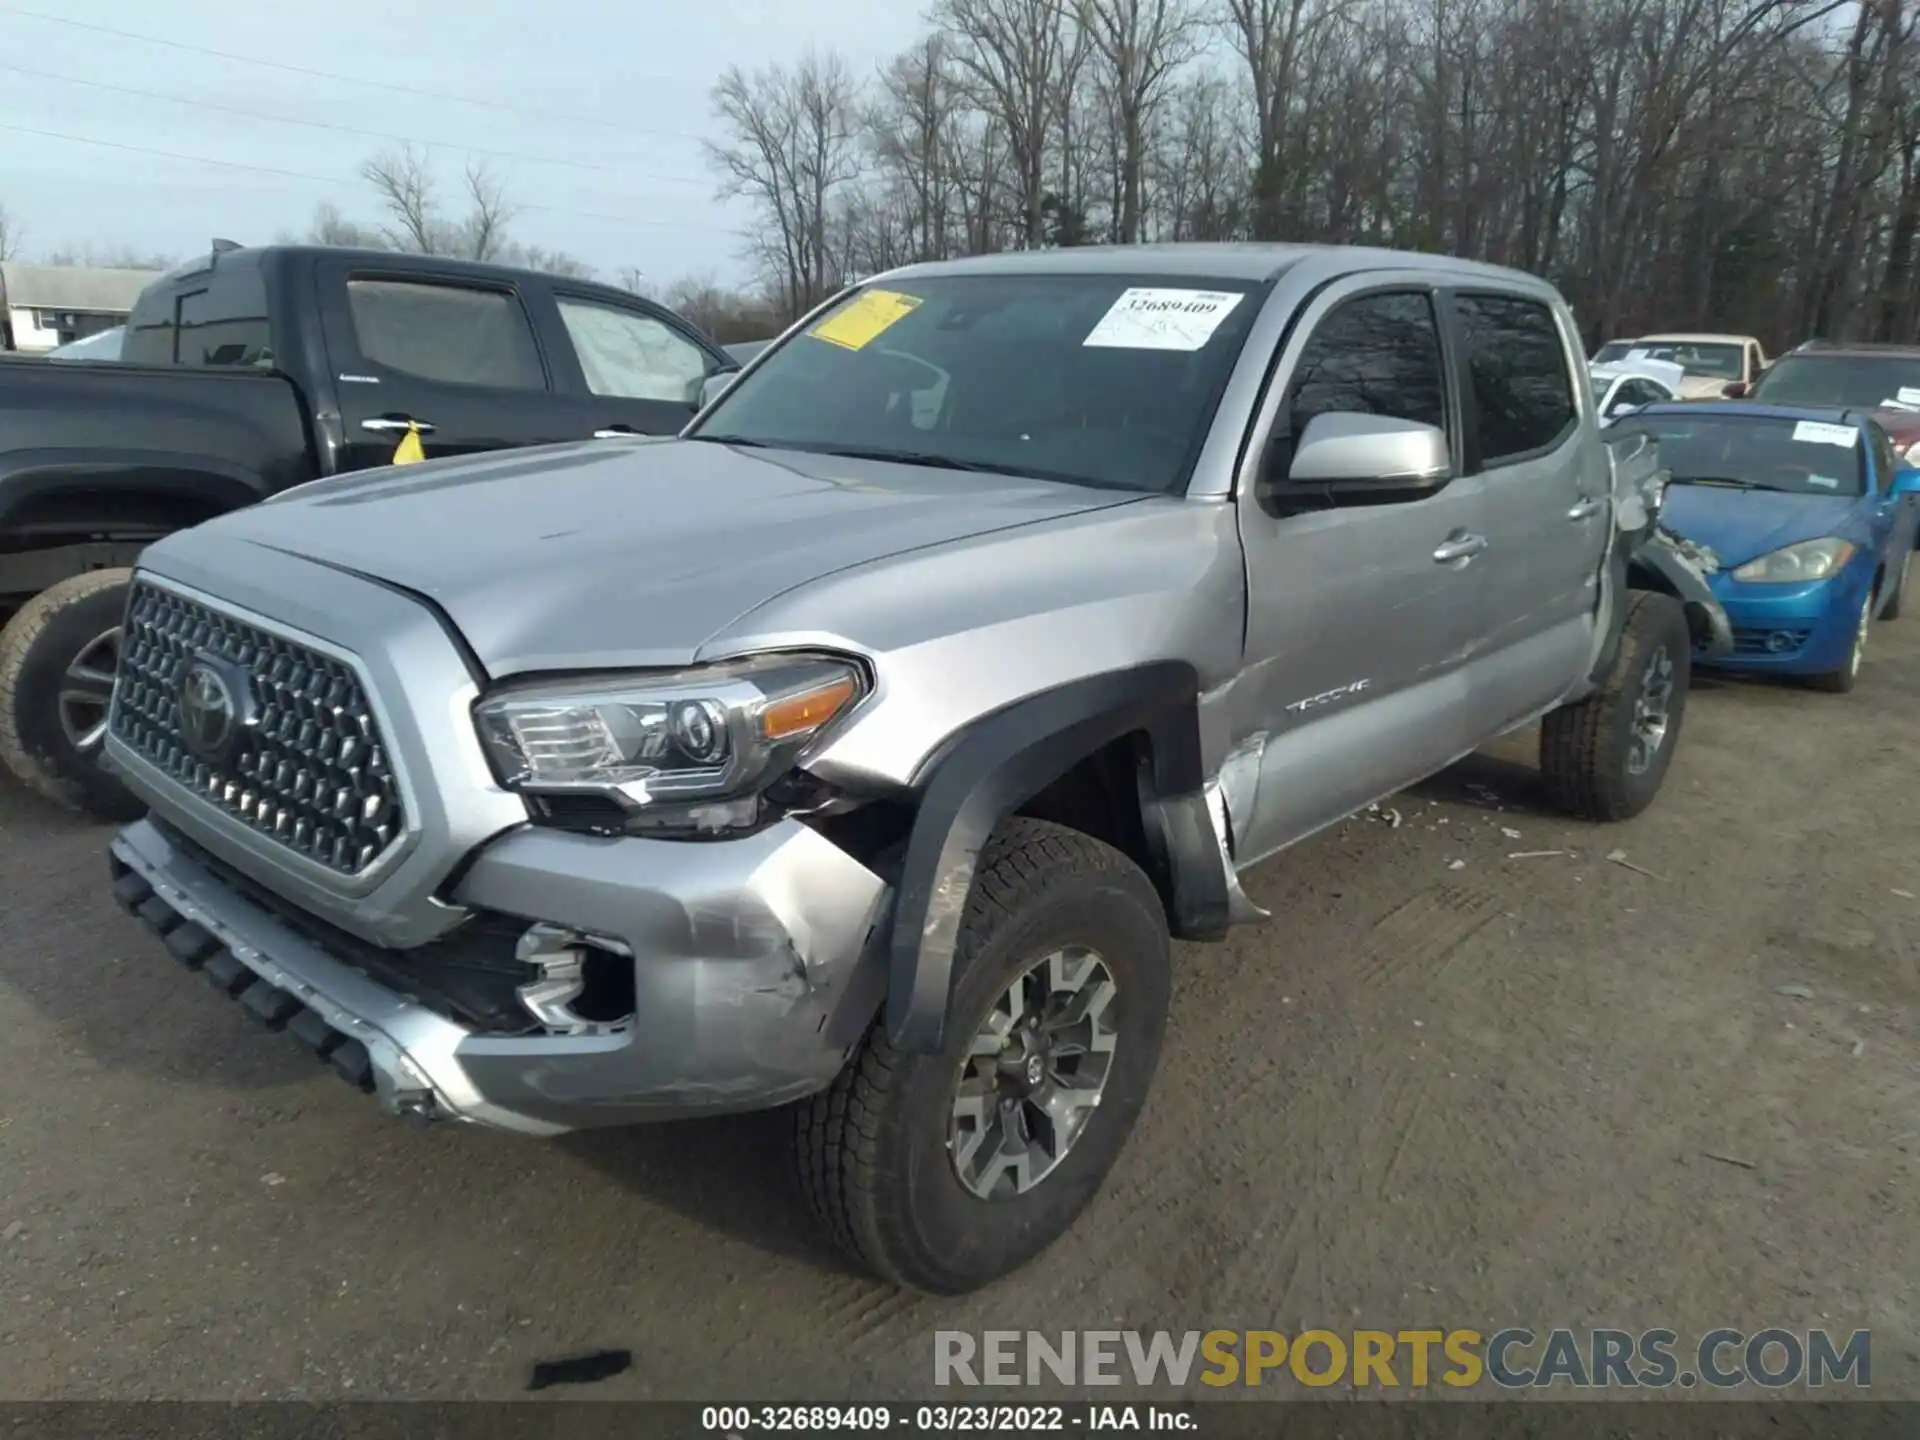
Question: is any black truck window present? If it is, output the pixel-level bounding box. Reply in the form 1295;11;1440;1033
175;274;273;368
346;278;546;390
121;289;176;367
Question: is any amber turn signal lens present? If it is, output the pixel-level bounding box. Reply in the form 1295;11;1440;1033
759;677;858;740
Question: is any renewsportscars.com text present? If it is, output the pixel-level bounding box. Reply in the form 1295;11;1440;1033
933;1328;1871;1390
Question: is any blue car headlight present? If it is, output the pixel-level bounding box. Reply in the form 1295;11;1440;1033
1731;537;1857;583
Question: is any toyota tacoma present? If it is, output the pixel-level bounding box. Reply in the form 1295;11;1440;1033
103;245;1723;1294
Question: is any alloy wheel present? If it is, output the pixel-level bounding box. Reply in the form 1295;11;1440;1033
58;627;122;753
948;945;1119;1200
1626;644;1673;776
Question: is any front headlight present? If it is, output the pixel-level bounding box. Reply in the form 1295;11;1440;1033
474;652;865;822
1730;537;1858;583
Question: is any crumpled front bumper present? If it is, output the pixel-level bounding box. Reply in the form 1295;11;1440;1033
109;814;891;1135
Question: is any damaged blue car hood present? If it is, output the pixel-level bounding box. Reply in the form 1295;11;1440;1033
1659;484;1875;568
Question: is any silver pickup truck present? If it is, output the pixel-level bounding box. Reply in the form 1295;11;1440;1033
101;245;1726;1294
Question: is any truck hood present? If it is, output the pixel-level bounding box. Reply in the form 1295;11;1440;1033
1659;482;1871;567
213;438;1144;674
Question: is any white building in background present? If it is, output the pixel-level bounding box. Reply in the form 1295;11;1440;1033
0;262;158;353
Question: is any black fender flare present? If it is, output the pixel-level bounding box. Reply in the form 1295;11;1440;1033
0;448;270;532
883;662;1229;1054
1627;540;1733;662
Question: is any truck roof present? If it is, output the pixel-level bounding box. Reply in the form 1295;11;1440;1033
149;244;654;312
879;242;1553;289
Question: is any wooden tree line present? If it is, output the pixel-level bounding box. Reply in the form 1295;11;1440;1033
705;0;1920;350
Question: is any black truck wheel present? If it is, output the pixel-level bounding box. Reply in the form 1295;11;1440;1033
1539;590;1690;822
795;818;1171;1294
0;568;145;821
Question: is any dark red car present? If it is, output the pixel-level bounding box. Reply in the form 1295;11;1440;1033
1734;341;1920;462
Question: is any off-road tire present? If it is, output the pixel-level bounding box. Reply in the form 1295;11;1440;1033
0;568;144;821
795;818;1171;1294
1805;587;1873;694
1540;589;1690;822
1880;551;1909;621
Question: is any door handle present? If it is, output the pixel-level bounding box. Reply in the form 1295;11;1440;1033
360;416;436;434
1567;497;1603;521
1432;532;1489;564
593;427;640;439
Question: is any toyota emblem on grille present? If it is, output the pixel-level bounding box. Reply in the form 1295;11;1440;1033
177;657;243;762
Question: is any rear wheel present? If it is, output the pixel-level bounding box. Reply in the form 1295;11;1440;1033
1806;588;1872;694
0;568;144;820
1539;590;1691;822
795;818;1171;1294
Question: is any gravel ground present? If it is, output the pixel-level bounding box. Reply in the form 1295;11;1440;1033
2;625;1917;1402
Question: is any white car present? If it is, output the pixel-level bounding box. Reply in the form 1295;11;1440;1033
1629;332;1769;399
1591;355;1683;422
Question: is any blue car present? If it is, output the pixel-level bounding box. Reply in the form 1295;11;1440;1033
1610;403;1920;692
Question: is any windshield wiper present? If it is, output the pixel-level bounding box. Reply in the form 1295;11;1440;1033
1670;475;1762;490
794;444;1031;476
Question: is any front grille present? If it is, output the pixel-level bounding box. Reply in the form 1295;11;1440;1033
110;581;407;876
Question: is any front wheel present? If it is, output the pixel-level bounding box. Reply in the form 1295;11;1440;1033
795;818;1171;1294
0;568;145;821
1539;590;1691;822
1805;588;1872;693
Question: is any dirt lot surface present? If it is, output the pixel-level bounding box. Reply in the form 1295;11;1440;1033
2;629;1917;1403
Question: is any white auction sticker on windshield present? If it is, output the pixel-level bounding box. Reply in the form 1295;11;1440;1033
1808;474;1840;489
1791;420;1858;448
1083;288;1244;351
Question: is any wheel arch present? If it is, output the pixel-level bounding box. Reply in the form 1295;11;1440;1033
877;662;1232;1054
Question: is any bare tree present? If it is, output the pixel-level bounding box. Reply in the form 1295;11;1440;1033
304;200;388;250
459;160;518;262
936;0;1081;246
360;145;443;253
0;201;21;262
708;50;864;316
1078;0;1198;241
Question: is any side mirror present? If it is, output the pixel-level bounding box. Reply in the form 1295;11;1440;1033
1267;412;1451;506
1891;466;1920;497
1722;381;1749;399
698;366;741;410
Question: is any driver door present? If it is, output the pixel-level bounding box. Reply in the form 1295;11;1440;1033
1226;278;1492;864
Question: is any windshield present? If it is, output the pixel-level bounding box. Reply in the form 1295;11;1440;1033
1633;342;1743;381
1592;341;1632;363
691;272;1267;493
1588;377;1611;406
1610;414;1865;495
46;328;124;361
1751;354;1920;411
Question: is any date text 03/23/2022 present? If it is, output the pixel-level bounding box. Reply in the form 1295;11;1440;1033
701;1405;1192;1432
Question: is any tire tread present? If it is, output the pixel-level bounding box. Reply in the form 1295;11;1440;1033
795;818;1149;1291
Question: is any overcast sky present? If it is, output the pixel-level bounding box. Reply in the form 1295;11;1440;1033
0;0;927;286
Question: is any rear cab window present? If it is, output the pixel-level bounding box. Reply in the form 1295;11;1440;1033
1453;292;1577;465
344;277;547;390
120;268;275;369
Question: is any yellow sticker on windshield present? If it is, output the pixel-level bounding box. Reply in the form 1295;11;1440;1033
809;289;922;351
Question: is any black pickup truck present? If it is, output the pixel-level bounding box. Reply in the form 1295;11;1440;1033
0;243;742;818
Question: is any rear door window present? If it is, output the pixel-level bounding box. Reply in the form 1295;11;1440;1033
1455;293;1577;464
345;278;546;390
